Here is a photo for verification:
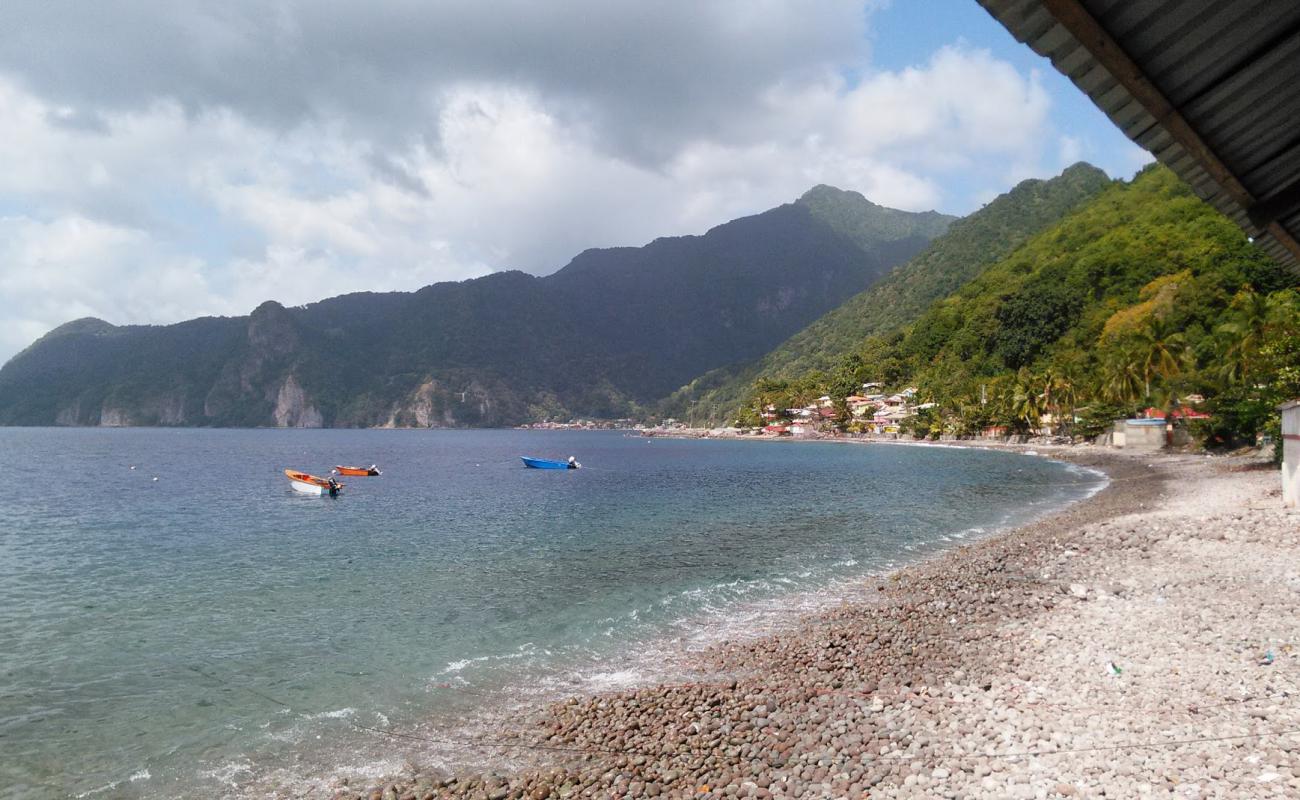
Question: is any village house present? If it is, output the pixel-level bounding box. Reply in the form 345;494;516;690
872;406;910;434
845;395;875;418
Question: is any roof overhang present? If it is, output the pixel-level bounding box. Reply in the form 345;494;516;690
978;0;1300;273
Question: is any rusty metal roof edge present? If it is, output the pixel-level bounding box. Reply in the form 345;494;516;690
976;0;1299;271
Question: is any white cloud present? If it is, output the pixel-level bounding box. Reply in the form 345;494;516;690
0;215;211;360
1058;134;1084;166
0;5;1072;365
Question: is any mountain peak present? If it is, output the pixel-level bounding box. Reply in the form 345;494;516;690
1060;161;1107;179
795;184;955;249
798;184;880;208
46;317;116;337
250;299;289;317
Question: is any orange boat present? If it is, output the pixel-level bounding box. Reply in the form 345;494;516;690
334;465;381;476
284;469;343;496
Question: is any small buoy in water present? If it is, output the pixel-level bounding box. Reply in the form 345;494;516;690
152;477;159;482
130;465;136;470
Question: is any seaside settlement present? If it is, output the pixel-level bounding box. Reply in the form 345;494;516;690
632;382;1218;455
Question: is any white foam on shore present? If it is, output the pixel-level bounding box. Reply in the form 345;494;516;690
301;707;355;721
75;780;122;798
439;656;487;674
73;767;151;797
436;643;540;679
583;668;650;691
198;759;254;788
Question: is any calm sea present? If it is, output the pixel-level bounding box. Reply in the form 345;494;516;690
0;429;1102;799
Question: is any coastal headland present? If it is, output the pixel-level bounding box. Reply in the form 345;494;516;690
334;445;1297;799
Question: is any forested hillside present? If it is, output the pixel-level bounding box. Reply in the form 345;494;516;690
741;165;1300;448
663;163;1113;421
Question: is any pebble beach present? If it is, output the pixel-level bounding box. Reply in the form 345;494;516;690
336;447;1299;800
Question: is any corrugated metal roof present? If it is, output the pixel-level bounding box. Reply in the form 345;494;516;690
979;0;1300;272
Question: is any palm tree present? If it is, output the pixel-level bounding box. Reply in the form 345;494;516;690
1041;367;1082;435
1100;342;1144;405
1009;368;1043;433
1136;318;1188;396
1218;287;1298;385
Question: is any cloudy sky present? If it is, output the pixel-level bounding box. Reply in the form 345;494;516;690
0;0;1150;364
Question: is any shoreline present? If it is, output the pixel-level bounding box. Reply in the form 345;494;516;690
322;443;1299;799
271;442;1102;799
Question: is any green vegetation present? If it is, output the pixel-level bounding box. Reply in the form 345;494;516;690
732;165;1300;453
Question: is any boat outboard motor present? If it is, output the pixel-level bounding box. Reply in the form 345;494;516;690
567;456;579;469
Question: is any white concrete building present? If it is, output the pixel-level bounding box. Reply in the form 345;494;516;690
1281;400;1300;508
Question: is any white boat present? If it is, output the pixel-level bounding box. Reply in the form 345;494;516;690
291;479;325;495
284;469;342;496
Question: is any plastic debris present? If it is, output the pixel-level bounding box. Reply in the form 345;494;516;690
1260;650;1274;666
1106;661;1123;676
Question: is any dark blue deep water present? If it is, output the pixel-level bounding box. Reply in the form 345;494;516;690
0;429;1102;799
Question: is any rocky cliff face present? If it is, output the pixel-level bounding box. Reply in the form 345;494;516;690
272;375;323;428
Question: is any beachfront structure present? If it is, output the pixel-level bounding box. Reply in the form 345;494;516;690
1109;419;1166;451
1282;401;1300;508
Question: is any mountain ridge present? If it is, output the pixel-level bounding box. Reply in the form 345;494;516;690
0;186;955;427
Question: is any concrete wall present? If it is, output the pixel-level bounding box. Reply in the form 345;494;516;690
1109;420;1125;448
1283;401;1300;508
1121;420;1166;451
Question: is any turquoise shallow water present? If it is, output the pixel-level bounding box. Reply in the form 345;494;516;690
0;429;1102;799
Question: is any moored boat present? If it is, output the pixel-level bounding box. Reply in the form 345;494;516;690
335;465;381;476
521;456;580;470
284;469;343;496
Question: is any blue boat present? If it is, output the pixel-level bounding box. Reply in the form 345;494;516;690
521;456;580;470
